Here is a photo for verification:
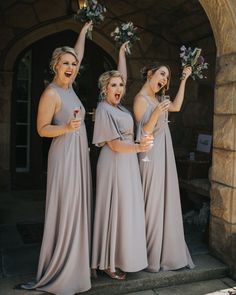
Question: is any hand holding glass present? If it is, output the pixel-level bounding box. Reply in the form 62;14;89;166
73;107;82;135
141;134;154;162
160;95;170;123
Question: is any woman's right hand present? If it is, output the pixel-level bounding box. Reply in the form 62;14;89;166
137;134;154;152
154;100;170;114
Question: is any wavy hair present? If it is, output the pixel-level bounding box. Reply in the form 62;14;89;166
98;70;126;100
140;62;171;93
50;46;79;75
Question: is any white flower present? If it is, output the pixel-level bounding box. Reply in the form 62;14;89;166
114;27;120;33
122;23;129;30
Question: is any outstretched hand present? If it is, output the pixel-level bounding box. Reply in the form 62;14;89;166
82;21;93;33
119;41;130;55
181;66;192;80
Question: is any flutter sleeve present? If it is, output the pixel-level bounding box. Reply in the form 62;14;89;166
92;102;123;147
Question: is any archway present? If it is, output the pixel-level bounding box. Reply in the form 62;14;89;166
199;0;236;278
0;0;235;278
10;27;116;189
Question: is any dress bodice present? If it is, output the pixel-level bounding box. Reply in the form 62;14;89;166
49;83;85;127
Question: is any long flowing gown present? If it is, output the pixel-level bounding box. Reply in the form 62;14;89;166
91;101;147;273
136;96;194;272
22;83;92;295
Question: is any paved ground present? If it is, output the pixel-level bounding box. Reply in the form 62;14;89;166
0;277;236;295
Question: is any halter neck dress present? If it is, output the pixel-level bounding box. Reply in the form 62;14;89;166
22;83;92;294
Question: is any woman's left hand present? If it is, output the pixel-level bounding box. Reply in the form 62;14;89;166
120;41;130;55
82;21;93;33
182;66;192;80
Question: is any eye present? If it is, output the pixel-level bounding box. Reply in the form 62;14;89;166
72;63;77;67
111;83;117;87
119;83;124;87
63;62;69;65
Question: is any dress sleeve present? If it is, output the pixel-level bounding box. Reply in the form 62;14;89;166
92;103;123;147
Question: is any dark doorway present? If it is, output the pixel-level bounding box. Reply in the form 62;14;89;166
11;30;116;190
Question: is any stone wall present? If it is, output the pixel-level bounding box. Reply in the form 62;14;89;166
200;0;236;279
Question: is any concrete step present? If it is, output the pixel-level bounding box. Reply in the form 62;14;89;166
0;254;228;295
123;277;236;295
86;254;229;295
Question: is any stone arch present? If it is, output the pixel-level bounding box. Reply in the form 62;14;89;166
2;18;117;71
1;0;236;278
199;0;236;278
200;0;236;55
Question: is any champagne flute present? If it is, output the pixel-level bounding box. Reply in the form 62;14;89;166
160;95;170;123
73;106;81;135
141;133;152;162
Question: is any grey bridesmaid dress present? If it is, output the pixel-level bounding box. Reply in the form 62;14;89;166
22;83;92;294
91;101;147;273
136;96;194;272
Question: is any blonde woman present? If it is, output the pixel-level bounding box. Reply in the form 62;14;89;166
91;44;153;280
20;22;93;295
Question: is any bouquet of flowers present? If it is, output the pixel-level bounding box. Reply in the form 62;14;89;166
110;22;140;54
74;0;106;38
180;45;209;80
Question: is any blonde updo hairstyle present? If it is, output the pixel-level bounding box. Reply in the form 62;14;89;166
140;62;171;94
50;46;80;76
98;70;126;100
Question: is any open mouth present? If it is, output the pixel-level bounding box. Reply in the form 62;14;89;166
64;72;72;78
158;82;163;88
115;93;121;99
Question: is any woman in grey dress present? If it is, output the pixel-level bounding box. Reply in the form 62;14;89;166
20;22;93;295
133;63;195;272
91;46;153;279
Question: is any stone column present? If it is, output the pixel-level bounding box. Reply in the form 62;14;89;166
210;53;236;279
0;71;13;190
199;0;236;279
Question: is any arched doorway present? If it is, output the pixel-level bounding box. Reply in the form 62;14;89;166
0;0;235;279
11;30;116;189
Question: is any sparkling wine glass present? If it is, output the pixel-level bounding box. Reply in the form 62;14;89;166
73;106;82;135
141;133;152;162
160;95;170;123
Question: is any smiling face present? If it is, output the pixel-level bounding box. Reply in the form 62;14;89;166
105;77;125;106
148;66;170;94
55;53;78;85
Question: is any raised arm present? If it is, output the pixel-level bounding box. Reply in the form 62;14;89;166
117;42;129;83
74;21;93;67
168;66;192;112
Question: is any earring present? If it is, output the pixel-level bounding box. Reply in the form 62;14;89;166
100;91;107;100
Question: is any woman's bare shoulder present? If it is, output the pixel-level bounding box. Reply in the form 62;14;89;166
40;86;60;105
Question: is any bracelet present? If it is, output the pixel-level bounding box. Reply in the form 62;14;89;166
134;143;139;153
